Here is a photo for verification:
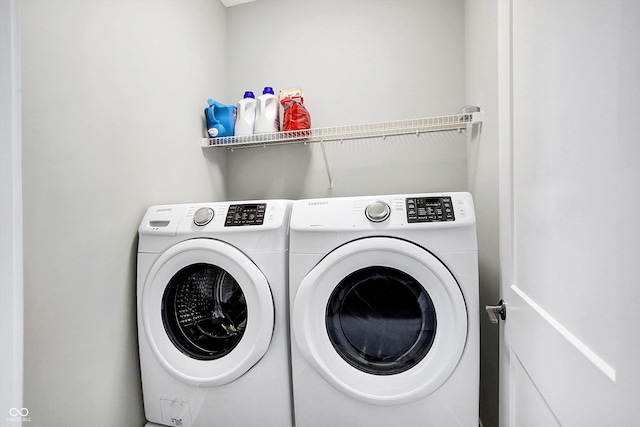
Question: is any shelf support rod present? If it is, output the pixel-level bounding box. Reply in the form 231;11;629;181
319;139;334;188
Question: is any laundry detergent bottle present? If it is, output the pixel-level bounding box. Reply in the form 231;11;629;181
204;99;236;138
234;91;257;136
255;87;279;134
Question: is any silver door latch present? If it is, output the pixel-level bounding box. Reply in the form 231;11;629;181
486;300;506;324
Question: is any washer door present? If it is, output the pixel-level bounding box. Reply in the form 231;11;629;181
292;237;467;405
142;239;274;386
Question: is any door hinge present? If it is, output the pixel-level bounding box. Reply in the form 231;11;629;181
486;299;506;324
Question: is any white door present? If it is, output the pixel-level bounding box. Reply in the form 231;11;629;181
498;0;640;425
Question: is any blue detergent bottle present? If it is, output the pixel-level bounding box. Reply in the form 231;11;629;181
204;99;236;138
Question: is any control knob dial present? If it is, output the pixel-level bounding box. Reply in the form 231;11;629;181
193;207;214;226
365;200;391;223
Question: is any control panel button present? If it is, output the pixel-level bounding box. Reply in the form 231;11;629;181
193;207;214;226
365;200;391;223
406;197;455;223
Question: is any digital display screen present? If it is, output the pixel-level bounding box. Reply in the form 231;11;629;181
224;203;266;226
406;197;455;223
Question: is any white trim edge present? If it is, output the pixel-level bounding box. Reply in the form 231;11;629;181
0;0;24;422
511;285;616;382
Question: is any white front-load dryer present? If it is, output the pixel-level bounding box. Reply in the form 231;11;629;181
289;193;479;427
137;200;293;427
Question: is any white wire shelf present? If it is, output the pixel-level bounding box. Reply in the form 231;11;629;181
200;111;483;149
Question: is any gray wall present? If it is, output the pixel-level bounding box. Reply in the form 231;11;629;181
21;1;227;425
465;1;500;426
223;0;468;200
20;1;501;426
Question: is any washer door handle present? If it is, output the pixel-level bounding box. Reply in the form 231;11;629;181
486;300;506;324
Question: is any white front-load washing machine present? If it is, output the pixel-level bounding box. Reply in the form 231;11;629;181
137;200;293;427
289;193;478;427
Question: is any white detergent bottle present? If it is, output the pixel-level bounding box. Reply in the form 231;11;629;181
255;86;279;134
235;91;256;136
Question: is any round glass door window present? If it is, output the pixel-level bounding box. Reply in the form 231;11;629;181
162;263;247;360
326;266;436;375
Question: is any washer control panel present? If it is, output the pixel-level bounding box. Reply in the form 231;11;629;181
225;203;267;226
406;196;455;222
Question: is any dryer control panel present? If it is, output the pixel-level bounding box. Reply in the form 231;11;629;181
288;192;477;259
406;196;455;223
290;192;474;232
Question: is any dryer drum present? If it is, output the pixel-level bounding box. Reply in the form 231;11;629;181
325;266;437;375
161;263;248;360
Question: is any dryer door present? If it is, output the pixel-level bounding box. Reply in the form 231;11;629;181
142;239;274;386
292;237;467;405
